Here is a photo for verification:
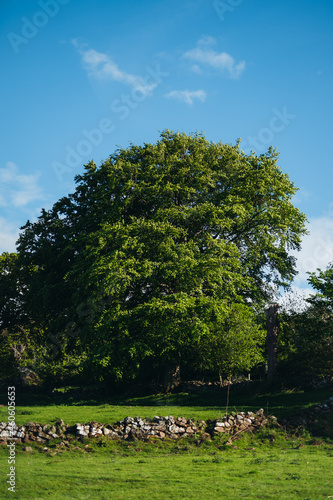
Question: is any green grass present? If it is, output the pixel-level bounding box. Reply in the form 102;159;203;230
0;384;332;498
0;385;331;426
0;431;333;499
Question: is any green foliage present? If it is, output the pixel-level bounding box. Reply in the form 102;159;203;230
3;131;307;385
308;262;333;306
277;265;333;378
0;252;25;328
0;252;43;384
187;302;265;379
278;308;333;378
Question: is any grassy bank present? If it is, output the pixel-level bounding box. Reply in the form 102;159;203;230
0;384;332;499
0;428;332;499
0;384;332;426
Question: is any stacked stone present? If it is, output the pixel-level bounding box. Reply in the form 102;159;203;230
94;416;200;440
0;412;272;444
212;409;274;436
0;416;200;444
1;397;331;446
0;421;62;444
4;405;321;445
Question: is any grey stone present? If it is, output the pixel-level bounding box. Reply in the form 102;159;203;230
169;424;185;434
103;428;113;436
185;427;194;434
76;429;88;437
124;417;134;425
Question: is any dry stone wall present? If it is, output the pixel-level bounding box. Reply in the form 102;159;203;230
0;409;273;445
1;396;332;446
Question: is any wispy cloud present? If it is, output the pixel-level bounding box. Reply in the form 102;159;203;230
0;162;44;207
72;40;156;96
0;217;19;253
190;64;203;75
0;162;49;253
165;89;207;105
183;39;246;79
197;35;217;46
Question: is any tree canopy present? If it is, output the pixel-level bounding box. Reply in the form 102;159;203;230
276;263;333;379
2;131;307;385
308;263;333;307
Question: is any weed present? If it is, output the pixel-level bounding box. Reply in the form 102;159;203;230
285;473;301;480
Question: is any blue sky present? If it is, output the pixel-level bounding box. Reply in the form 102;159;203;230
1;0;333;295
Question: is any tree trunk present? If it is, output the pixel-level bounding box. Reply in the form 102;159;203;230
266;303;280;378
219;369;223;388
161;363;181;392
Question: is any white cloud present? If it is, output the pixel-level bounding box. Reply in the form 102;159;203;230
72;42;156;96
197;35;217;46
165;89;207;105
0;217;19;253
291;215;333;287
191;64;203;75
0;162;47;254
0;162;44;207
183;44;245;79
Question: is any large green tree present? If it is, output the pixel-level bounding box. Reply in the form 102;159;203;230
14;131;307;385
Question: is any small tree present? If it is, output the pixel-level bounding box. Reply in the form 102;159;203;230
194;302;265;383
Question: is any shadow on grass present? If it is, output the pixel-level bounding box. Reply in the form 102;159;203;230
1;382;331;420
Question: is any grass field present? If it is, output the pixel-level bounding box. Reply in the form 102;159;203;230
0;383;332;499
1;384;332;425
1;431;332;499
